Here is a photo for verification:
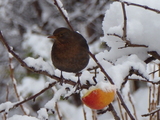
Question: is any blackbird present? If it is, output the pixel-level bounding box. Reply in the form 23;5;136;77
48;27;89;73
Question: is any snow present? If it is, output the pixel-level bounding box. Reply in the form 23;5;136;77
24;57;54;75
102;0;160;61
17;76;46;97
1;0;160;119
96;81;116;92
7;115;39;120
57;101;93;120
0;102;14;112
56;0;69;19
8;53;13;59
37;108;48;120
23;29;52;59
80;71;94;84
82;81;116;96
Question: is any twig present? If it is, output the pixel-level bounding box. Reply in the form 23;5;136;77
127;79;160;85
107;33;148;48
55;102;62;120
8;56;27;115
108;104;121;120
121;68;158;89
0;82;56;113
117;97;125;120
149;68;160;75
148;51;160;61
142;108;160;117
97;104;120;120
119;43;148;48
92;110;97;120
53;0;73;31
157;85;160;120
119;1;160;14
121;2;130;44
82;104;87;120
144;57;156;64
148;86;152;113
3;113;7;120
6;85;9;102
128;92;138;120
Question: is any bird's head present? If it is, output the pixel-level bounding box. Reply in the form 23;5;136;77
48;27;72;43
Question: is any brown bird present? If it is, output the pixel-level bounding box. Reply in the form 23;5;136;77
48;27;89;73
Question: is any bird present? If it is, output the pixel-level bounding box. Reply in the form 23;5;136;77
48;27;89;73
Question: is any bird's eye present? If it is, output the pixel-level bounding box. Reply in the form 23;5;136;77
58;33;64;38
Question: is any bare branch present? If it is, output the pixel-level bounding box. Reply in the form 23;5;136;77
92;110;97;120
0;82;56;113
117;97;125;120
128;92;138;120
8;56;27;115
119;1;160;14
107;33;148;48
6;85;9;102
121;3;130;44
142;108;160;117
53;0;74;31
148;51;160;61
82;104;87;120
55;102;62;120
127;79;160;85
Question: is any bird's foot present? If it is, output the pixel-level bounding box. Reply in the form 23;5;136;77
59;71;64;85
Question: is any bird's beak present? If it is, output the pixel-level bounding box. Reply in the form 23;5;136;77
48;35;56;39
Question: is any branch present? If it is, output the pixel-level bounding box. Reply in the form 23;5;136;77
121;2;130;44
107;33;148;48
119;1;160;14
0;82;57;113
127;79;160;85
142;108;160;117
8;55;27;115
53;0;74;31
148;51;160;61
